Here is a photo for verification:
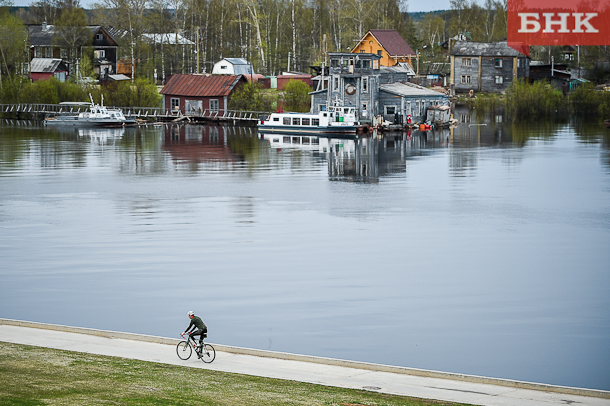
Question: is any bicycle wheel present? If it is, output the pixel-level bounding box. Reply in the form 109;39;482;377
199;343;215;363
176;341;192;360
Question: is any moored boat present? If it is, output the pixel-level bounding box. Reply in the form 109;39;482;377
258;105;361;136
44;95;136;127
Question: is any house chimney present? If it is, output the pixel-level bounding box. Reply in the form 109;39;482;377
42;22;47;31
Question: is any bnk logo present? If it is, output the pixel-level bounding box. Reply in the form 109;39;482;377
507;0;610;55
517;13;598;33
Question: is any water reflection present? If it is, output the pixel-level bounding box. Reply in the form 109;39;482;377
1;118;610;391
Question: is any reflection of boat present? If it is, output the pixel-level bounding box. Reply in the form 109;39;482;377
44;95;136;127
77;127;125;142
261;133;327;151
605;119;610;128
258;105;361;136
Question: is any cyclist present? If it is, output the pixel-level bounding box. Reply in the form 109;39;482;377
183;311;207;348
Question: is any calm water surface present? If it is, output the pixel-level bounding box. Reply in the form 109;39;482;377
1;112;609;391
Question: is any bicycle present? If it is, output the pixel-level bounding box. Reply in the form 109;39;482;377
176;332;216;363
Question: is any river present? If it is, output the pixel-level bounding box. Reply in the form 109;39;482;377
1;110;609;391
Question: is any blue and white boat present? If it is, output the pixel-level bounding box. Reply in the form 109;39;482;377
258;105;361;136
44;95;136;127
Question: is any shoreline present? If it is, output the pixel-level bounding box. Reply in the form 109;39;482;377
1;317;608;400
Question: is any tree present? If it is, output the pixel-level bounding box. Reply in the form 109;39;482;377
283;79;310;112
0;2;27;83
229;81;268;111
54;6;90;75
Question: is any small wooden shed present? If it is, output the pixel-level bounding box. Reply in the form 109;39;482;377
29;58;69;82
160;74;247;115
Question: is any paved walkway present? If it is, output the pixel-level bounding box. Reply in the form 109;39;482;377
1;321;609;406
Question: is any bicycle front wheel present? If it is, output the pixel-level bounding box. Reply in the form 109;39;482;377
200;343;215;363
176;341;192;360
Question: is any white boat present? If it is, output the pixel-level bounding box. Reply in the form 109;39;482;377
258;105;362;136
44;95;136;127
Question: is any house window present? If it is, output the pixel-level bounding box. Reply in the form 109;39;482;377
96;34;103;40
221;65;227;69
385;106;396;115
209;99;219;112
171;98;180;110
461;75;471;84
517;58;521;68
45;47;52;58
495;75;503;84
95;50;105;59
495;58;503;68
360;50;365;53
333;77;339;91
377;50;382;56
283;117;291;125
331;59;339;68
362;60;370;69
362;77;368;92
461;58;472;67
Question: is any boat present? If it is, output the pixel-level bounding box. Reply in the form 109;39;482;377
44;95;136;127
258;105;361;136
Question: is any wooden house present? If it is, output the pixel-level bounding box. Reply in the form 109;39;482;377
450;41;529;93
28;23;119;80
29;58;68;82
160;74;247;115
351;29;417;68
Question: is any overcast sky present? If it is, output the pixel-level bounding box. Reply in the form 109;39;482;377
10;0;453;13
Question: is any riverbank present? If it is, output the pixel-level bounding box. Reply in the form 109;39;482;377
1;319;609;406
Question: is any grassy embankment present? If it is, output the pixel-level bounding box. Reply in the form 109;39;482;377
457;80;610;120
0;342;472;406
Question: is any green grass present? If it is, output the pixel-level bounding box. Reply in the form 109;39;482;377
0;342;472;406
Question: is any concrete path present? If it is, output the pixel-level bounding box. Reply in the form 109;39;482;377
1;320;609;406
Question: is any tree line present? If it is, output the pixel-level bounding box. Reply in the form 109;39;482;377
1;0;609;84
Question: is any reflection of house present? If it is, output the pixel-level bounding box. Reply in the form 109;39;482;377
164;124;237;164
160;74;247;115
450;41;530;93
310;53;447;123
351;29;417;68
27;23;118;79
29;58;68;82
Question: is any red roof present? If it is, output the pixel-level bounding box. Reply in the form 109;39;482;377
160;74;244;97
369;29;415;57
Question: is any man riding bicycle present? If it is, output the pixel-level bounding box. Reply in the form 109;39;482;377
183;311;207;347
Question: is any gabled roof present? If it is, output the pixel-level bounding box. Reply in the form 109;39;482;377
160;74;245;97
451;41;525;57
30;58;66;73
380;82;447;97
215;58;254;75
27;24;118;47
358;29;416;57
380;62;415;76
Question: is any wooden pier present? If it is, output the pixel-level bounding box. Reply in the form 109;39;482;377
0;104;269;126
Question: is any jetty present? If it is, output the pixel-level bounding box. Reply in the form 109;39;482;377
1;318;608;406
0;103;265;126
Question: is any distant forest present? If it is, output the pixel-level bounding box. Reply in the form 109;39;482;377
2;0;609;83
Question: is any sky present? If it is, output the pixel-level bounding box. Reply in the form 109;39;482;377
10;0;454;13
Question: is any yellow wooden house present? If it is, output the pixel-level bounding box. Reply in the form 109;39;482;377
351;29;417;68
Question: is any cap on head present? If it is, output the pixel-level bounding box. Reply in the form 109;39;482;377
187;310;194;317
